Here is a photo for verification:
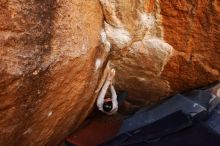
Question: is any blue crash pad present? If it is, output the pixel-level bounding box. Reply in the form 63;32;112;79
119;93;208;134
205;104;220;134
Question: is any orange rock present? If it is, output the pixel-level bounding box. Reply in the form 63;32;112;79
160;0;220;92
100;0;220;106
0;0;105;145
0;0;219;145
144;0;155;13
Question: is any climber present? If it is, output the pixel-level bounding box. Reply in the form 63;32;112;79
97;68;118;115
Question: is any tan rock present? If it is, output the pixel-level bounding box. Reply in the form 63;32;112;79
100;0;220;106
110;37;173;105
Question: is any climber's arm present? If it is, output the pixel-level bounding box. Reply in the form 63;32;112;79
110;84;117;103
96;79;111;111
110;84;118;114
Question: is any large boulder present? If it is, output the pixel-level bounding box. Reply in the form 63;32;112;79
100;0;220;106
161;0;220;92
0;0;219;145
0;0;105;145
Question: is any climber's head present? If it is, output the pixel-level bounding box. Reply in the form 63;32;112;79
103;98;113;112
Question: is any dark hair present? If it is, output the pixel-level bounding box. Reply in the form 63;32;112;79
103;101;113;112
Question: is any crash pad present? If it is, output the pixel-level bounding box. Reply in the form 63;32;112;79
66;114;123;146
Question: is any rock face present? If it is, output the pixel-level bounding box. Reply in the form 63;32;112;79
0;0;219;145
100;0;174;105
0;0;105;145
161;0;220;92
100;0;220;105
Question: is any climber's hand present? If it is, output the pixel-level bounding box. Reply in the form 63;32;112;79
107;69;116;82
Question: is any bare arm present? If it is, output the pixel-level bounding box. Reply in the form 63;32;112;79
97;68;117;115
109;84;118;114
97;79;111;111
110;84;117;103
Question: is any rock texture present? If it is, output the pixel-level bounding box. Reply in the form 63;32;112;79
100;0;220;106
0;0;105;145
0;0;220;145
100;0;174;105
161;0;220;92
